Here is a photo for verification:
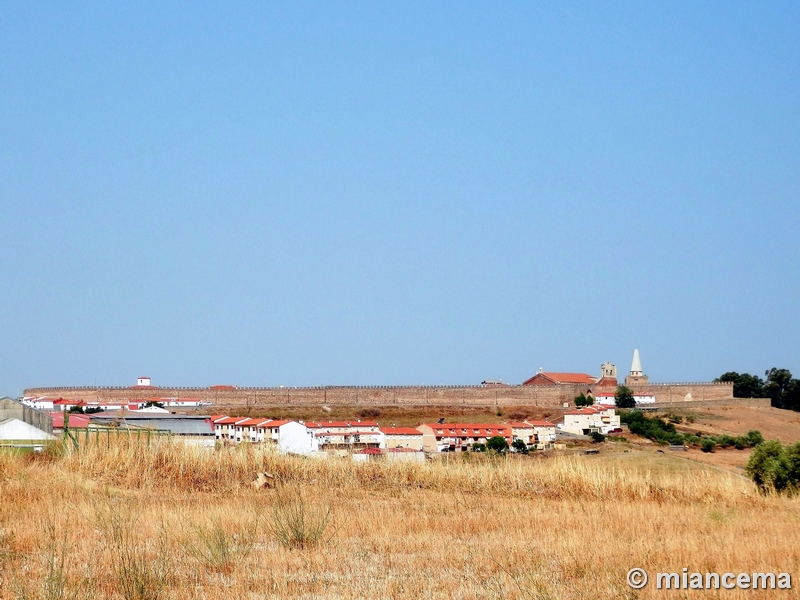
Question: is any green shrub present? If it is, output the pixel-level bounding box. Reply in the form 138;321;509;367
486;436;509;454
471;443;486;452
589;431;605;443
717;435;736;449
511;439;528;454
745;440;800;494
701;439;716;453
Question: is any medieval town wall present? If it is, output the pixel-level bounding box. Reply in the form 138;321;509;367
23;381;734;409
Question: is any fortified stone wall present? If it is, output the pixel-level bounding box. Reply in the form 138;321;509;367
24;381;734;409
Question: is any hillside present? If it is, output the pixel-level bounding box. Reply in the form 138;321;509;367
668;403;800;444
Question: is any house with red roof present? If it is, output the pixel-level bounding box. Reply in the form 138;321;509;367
509;421;557;448
211;415;318;454
559;406;620;436
379;427;424;451
416;423;513;453
212;416;250;441
306;421;383;452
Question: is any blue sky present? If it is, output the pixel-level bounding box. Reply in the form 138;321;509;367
1;2;798;395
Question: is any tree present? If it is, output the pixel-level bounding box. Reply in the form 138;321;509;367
715;372;765;398
590;431;605;443
615;385;636;409
746;440;793;493
511;439;528;454
574;393;593;407
701;439;716;453
486;436;509;454
143;400;165;409
764;368;800;411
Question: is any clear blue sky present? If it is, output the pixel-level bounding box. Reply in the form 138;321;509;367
1;2;798;396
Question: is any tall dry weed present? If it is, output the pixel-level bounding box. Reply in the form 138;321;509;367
181;513;258;576
10;515;93;600
93;498;169;600
269;485;335;550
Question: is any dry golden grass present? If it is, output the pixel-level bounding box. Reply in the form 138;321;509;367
0;439;798;599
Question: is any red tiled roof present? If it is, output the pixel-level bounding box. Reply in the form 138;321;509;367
379;427;423;436
421;423;512;437
306;421;378;428
525;421;556;427
522;372;597;385
214;416;250;425
259;420;290;428
564;406;613;416
315;430;381;437
236;418;271;427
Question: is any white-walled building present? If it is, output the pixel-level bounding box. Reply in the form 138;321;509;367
594;392;656;406
273;421;319;455
305;421;383;452
509;421;556;447
559;406;621;435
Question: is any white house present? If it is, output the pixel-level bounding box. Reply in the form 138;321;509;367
212;416;250;441
594;392;656;406
273;421;319;455
559;406;621;435
21;397;56;411
136;377;152;387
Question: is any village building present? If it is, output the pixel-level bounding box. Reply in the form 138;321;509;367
509;421;557;447
559;406;621;436
594;392;656;406
305;421;384;452
522;370;597;386
212;416;250;441
262;420;319;455
379;427;424;451
416;423;513;453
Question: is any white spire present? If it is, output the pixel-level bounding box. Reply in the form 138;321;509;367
630;349;643;376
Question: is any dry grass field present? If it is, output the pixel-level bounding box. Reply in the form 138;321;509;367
671;404;800;444
0;440;798;600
